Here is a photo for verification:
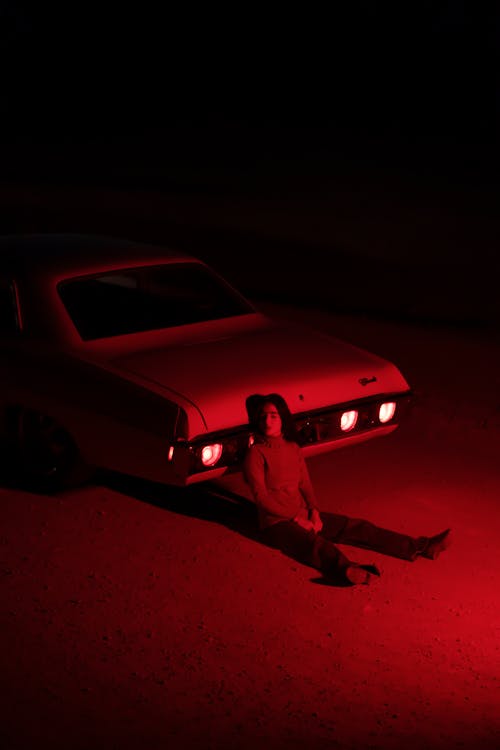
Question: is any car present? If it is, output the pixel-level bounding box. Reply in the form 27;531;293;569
0;233;412;493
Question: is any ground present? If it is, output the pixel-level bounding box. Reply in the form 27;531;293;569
1;304;499;750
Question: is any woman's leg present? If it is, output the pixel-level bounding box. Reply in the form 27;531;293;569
259;520;375;583
320;512;420;561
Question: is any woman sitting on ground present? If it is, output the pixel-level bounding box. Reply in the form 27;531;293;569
243;392;451;587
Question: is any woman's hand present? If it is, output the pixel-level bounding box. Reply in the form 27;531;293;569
309;508;323;533
293;514;315;532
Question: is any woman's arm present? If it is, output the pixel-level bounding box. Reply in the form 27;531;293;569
297;449;319;509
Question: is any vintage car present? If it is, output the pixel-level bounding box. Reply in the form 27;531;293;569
0;234;412;493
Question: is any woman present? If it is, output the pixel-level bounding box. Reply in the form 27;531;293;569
243;393;451;586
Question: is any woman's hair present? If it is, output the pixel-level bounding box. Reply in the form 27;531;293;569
245;392;300;443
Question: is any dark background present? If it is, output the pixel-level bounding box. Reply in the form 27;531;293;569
1;4;498;327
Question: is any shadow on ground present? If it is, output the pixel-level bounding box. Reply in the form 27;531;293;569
99;469;256;532
97;470;362;588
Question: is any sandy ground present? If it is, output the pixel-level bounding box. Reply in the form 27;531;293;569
1;303;499;750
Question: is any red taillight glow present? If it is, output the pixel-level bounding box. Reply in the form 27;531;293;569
200;443;223;467
340;410;358;432
167;446;175;461
379;402;396;423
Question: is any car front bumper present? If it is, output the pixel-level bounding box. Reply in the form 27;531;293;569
170;390;413;485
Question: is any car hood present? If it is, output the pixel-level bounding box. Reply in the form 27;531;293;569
112;320;410;435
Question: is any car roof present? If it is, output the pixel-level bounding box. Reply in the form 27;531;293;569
0;233;197;278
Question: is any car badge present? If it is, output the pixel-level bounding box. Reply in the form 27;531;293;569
359;376;377;386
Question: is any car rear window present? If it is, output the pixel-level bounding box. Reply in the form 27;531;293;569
57;262;254;340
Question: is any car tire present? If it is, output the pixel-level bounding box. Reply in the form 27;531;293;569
6;407;94;494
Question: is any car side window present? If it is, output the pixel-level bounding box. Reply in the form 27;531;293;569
0;279;21;336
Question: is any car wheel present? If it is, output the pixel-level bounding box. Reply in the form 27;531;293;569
8;407;93;493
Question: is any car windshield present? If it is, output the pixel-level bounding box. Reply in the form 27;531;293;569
57;262;254;340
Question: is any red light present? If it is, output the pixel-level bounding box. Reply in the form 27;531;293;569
379;402;396;423
200;443;223;467
340;410;358;432
167;446;174;461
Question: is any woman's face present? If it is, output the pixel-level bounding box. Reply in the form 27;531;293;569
258;402;282;438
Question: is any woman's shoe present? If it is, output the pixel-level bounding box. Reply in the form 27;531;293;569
418;528;452;560
345;563;381;585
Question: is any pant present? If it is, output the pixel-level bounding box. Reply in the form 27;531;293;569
259;512;422;581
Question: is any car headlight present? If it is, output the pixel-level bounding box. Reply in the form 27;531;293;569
340;410;358;432
200;443;223;467
379;402;396;423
